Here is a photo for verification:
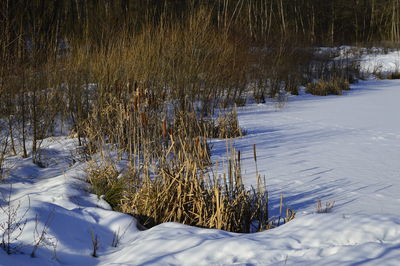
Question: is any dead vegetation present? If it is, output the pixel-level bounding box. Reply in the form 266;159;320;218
316;200;335;213
87;138;295;233
0;186;29;254
3;0;390;237
306;78;350;96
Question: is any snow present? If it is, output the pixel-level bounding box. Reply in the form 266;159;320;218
316;46;400;75
1;53;400;265
212;79;400;217
360;50;400;74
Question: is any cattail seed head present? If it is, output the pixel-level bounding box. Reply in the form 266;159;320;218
162;119;167;138
133;94;138;111
253;144;257;162
140;112;148;127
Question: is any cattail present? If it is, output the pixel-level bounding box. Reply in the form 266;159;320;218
140;112;148;127
133;94;138;111
253;143;259;178
161;90;166;100
162;119;167;138
253;144;257;162
127;80;133;94
136;89;141;109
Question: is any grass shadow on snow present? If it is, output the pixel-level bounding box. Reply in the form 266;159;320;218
268;179;351;217
28;202;136;263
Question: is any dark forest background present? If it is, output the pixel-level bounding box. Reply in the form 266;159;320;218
2;1;399;87
2;0;400;53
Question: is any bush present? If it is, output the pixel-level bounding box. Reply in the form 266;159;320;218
388;71;400;79
306;78;350;96
374;71;400;80
0;186;29;254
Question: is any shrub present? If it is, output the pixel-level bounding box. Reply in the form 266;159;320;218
306;78;350;96
0;186;29;254
284;76;300;96
374;71;400;80
306;80;341;96
388;71;400;79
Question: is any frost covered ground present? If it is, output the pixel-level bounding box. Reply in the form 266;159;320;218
1;52;400;265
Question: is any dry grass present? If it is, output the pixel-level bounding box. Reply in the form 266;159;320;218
118;144;271;233
316;200;335;213
306;78;350;96
214;108;244;139
86;126;295;233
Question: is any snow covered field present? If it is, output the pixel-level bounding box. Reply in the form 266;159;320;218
213;79;400;216
1;52;400;265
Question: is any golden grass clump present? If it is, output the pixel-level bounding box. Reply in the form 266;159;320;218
118;143;270;233
85;128;295;233
214;108;244;139
306;78;350;96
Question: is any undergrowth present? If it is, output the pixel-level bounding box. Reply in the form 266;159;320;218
306;78;350;96
83;92;293;233
87;140;295;233
86;164;125;210
376;71;400;80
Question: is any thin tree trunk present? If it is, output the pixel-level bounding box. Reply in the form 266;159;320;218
7;116;16;156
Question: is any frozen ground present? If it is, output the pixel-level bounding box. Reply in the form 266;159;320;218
1;53;400;265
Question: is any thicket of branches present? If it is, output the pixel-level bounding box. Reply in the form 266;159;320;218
2;0;400;47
